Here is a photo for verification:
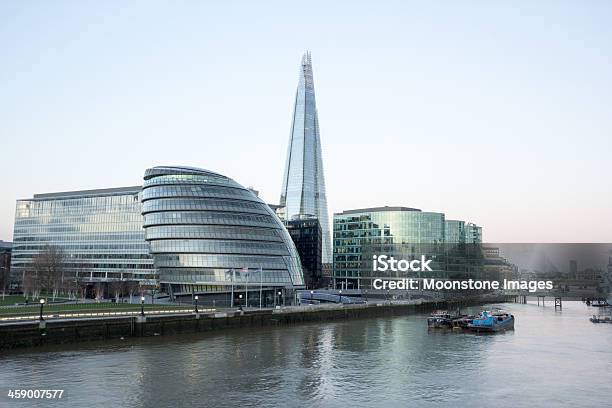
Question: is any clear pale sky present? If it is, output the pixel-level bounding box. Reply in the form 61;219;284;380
1;1;611;242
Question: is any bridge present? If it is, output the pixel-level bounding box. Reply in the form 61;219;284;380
505;285;605;309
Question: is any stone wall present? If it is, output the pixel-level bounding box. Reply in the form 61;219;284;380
0;299;505;350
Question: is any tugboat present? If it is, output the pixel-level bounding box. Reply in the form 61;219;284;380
468;310;515;333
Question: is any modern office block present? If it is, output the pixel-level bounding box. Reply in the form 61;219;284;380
333;206;482;290
445;220;483;245
465;222;483;244
284;217;322;289
10;187;156;292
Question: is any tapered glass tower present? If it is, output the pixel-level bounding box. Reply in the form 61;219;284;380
280;52;332;264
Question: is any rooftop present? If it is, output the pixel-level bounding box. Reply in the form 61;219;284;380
335;206;422;215
144;166;224;180
28;186;142;200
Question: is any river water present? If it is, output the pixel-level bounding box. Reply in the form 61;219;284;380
1;302;611;408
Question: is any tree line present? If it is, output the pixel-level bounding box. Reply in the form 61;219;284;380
21;245;142;301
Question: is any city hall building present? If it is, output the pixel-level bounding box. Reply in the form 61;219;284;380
333;206;483;290
142;166;304;303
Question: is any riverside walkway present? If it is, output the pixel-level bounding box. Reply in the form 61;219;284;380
0;296;509;350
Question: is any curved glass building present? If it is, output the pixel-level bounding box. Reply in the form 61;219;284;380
142;166;304;302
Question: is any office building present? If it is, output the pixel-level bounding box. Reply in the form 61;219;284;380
10;187;156;295
333;206;482;290
465;222;483;243
445;220;483;245
285;217;322;289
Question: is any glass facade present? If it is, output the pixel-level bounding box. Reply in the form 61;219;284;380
285;217;323;289
333;207;482;290
445;220;466;244
142;166;304;296
280;52;332;265
465;222;483;243
10;187;156;286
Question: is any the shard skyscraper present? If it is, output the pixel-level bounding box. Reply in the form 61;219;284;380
280;52;332;265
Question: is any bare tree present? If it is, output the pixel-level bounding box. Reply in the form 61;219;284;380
118;278;129;302
109;280;124;303
32;245;66;300
78;281;89;301
94;282;104;300
22;269;36;300
0;255;10;296
71;263;91;301
127;281;140;303
62;275;79;300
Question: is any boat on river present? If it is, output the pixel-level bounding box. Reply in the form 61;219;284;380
427;310;473;329
467;310;514;333
427;310;456;328
590;308;612;324
590;315;612;324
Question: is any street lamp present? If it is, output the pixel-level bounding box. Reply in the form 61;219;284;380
310;290;314;303
278;290;282;307
39;298;45;321
238;294;243;310
140;296;145;316
194;295;199;314
339;290;342;304
364;289;368;302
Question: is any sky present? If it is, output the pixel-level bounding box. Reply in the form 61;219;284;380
1;1;611;242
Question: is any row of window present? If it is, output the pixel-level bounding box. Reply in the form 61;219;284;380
14;223;144;234
154;253;290;269
142;198;270;215
143;212;276;228
143;174;238;188
12;243;149;251
13;233;146;242
15;214;143;225
149;239;289;256
16;197;140;217
144;225;282;241
141;186;258;202
12;253;152;260
12;262;154;270
159;268;297;284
